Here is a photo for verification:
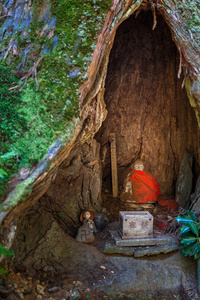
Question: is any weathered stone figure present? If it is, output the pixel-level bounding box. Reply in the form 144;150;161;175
75;210;96;244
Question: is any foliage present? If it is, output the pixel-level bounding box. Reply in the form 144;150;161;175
0;61;27;154
176;210;200;259
0;0;111;195
0;243;14;275
0;60;75;195
0;157;7;180
0;61;26;194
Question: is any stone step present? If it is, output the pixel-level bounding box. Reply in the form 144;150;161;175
134;244;179;257
103;241;179;257
110;229;177;247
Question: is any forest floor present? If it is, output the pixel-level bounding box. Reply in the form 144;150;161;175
0;198;199;300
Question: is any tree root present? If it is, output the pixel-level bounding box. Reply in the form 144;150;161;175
8;56;43;92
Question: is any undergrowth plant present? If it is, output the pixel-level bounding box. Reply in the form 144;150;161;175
0;0;112;196
0;243;14;276
176;210;200;259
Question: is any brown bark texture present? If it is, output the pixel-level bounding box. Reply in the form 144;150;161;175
95;11;200;196
1;0;200;273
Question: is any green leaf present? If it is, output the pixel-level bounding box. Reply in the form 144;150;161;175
180;236;197;245
0;244;14;256
188;222;199;236
176;215;195;224
0;169;7;176
180;231;196;239
179;225;190;235
194;249;200;260
181;243;199;257
185;210;197;222
0;267;8;275
1;151;17;160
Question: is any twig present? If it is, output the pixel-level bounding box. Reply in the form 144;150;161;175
181;75;186;89
178;46;182;78
8;56;44;91
0;14;9;19
186;286;197;291
8;85;21;91
17;49;29;71
152;6;157;30
4;37;13;59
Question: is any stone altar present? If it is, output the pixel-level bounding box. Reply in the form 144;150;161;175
118;211;153;239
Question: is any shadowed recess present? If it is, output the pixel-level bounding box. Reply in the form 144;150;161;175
95;10;200;196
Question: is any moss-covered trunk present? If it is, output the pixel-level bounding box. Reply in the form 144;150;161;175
1;0;200;275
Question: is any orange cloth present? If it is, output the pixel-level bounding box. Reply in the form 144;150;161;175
158;198;178;210
129;170;161;203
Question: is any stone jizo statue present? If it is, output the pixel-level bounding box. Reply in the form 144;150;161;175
123;159;161;204
75;210;96;244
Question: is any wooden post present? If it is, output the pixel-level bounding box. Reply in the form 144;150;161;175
109;133;118;197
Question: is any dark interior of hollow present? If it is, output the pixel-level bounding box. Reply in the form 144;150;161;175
95;10;200;197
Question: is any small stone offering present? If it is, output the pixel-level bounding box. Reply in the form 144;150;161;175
118;211;153;239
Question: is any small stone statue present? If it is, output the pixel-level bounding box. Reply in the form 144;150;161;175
75;210;96;244
123;160;145;195
121;159;161;204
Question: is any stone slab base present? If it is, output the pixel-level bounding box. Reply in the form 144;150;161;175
103;241;178;257
110;229;177;247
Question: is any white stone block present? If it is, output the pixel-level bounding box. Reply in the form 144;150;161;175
118;211;153;239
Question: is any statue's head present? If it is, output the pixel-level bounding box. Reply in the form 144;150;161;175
80;210;95;222
83;211;91;220
133;159;144;171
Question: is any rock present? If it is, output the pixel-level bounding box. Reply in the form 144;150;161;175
100;265;106;270
17;220;105;276
175;150;193;208
94;213;106;231
110;229;177;247
97;252;197;298
103;243;134;256
190;176;200;213
134;244;179;257
36;284;45;295
48;286;59;292
75;224;95;244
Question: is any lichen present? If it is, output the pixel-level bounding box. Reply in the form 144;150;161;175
185;75;200;127
176;0;200;51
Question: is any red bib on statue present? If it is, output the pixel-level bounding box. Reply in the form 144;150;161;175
130;170;160;203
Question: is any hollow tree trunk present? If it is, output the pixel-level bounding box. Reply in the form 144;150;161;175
96;11;200;196
1;0;200;276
